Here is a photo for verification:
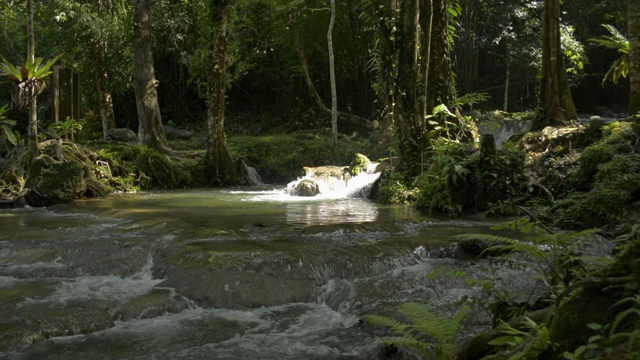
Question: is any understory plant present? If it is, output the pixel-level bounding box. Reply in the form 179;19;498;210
0;104;17;150
563;286;640;360
414;139;474;215
451;218;603;291
363;302;471;360
48;116;83;141
589;24;629;86
489;316;556;359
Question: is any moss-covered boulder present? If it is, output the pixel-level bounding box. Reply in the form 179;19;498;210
24;156;87;207
349;153;372;175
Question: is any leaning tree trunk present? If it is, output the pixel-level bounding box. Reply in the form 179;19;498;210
328;0;338;149
94;41;116;141
629;0;640;115
204;0;237;186
533;0;577;130
133;0;168;151
26;0;39;163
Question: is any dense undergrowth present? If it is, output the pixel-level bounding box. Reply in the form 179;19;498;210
368;118;640;359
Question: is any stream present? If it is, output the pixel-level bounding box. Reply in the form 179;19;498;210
0;178;543;359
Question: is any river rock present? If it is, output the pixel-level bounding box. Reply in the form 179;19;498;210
25;156;87;207
293;179;320;197
588;116;617;130
106;128;138;143
593;105;615;117
163;125;193;140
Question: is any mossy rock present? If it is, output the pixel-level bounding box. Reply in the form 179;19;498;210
349;153;371;175
24;156;87;207
84;177;114;198
549;286;623;352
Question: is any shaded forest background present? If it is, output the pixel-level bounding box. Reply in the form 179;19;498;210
0;0;631;139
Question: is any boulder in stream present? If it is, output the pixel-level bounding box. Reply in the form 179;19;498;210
292;179;320;197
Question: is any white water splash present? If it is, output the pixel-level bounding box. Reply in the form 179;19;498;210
286;164;381;199
20;255;163;306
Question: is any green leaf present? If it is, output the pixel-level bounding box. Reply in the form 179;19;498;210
587;323;602;331
488;336;517;346
32;53;64;79
1;125;16;145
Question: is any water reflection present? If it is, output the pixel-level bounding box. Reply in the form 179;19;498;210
285;199;378;227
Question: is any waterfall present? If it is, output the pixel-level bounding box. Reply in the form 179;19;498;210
477;119;533;148
286;163;381;199
244;163;265;186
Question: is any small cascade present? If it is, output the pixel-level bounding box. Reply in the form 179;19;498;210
244;163;265;186
477;119;533;148
286;163;381;199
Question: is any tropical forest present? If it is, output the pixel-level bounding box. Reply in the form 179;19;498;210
1;0;640;358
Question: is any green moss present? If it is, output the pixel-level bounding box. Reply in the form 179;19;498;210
550;286;623;352
94;145;199;190
24;156;87;206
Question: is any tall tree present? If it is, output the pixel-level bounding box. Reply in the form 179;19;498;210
533;0;577;130
204;0;237;185
133;0;169;151
394;0;421;174
26;0;38;162
392;0;474;175
630;0;640;115
328;0;338;149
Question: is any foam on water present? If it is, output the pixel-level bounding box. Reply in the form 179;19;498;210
36;303;373;360
20;255;162;306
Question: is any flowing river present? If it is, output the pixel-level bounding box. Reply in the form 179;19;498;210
0;178;541;359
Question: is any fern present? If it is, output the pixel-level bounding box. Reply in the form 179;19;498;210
452;218;602;290
364;302;470;360
589;24;629;85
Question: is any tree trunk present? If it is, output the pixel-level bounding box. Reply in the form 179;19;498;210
395;0;421;175
133;0;168;151
95;41;116;141
328;0;338;149
421;0;433;123
204;0;237;186
26;0;39;163
425;0;474;141
533;0;577;130
504;55;510;112
629;0;640;115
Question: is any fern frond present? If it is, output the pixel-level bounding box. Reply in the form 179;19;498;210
450;233;520;244
362;314;410;336
382;337;435;353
